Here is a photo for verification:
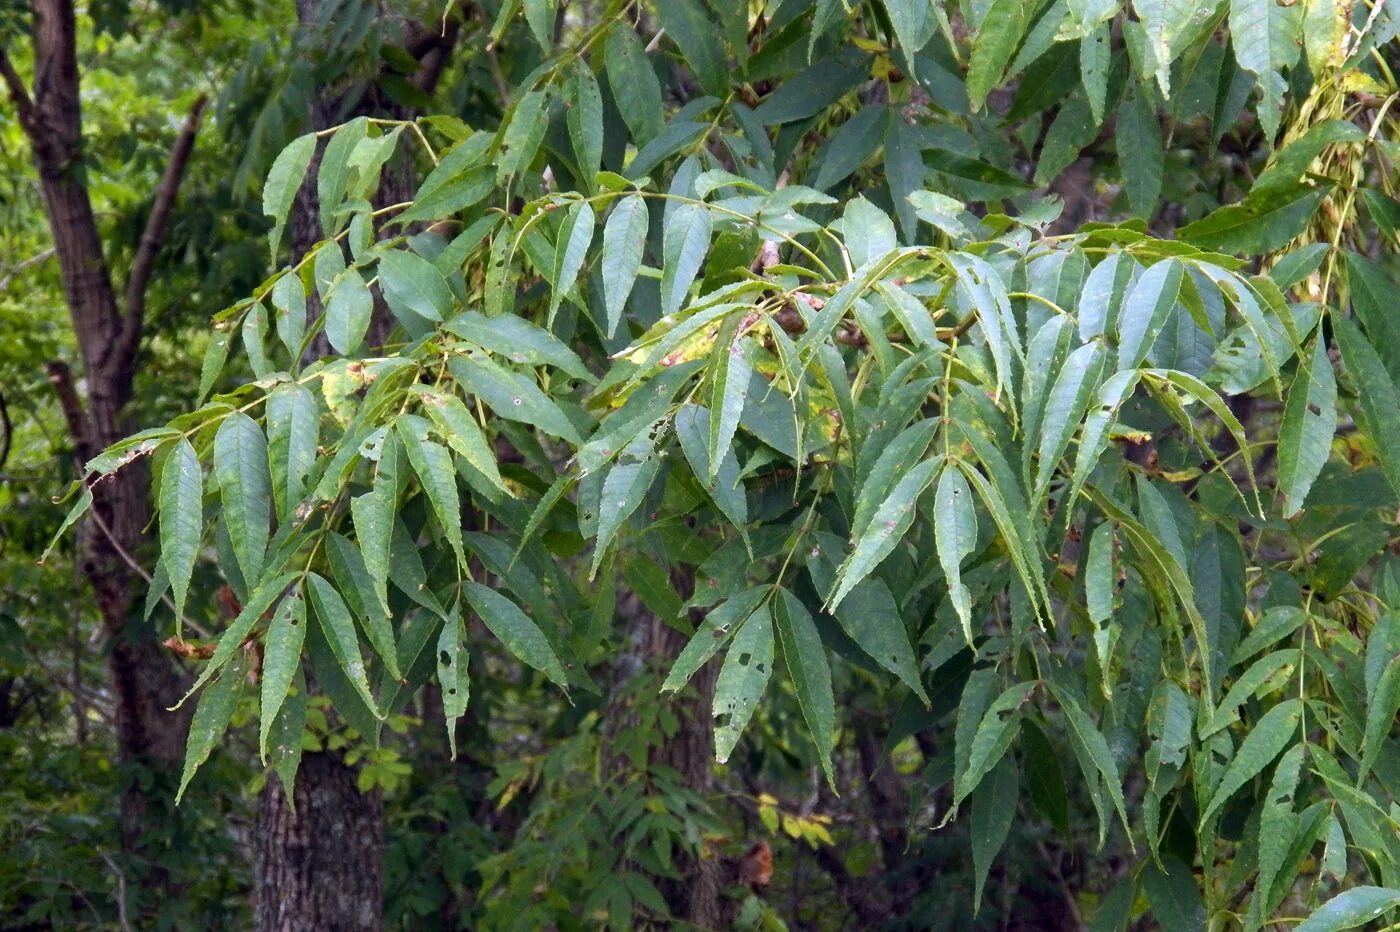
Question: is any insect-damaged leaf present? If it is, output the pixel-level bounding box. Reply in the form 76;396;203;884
713;604;774;763
774;589;836;787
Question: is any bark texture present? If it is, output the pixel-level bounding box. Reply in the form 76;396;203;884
254;751;385;932
3;0;203;851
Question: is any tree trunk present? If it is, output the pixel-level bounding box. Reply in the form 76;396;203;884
642;611;729;927
254;751;384;932
3;0;196;856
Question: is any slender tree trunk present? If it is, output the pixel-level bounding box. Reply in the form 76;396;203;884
641;608;729;926
3;0;201;856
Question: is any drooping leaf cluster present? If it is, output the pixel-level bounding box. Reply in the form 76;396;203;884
49;0;1400;927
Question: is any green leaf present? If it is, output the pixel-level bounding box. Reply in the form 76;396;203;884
444;311;592;381
708;329;751;482
266;380;319;523
197;329;231;403
397;415;466;567
830;456;943;610
970;755;1018;909
173;573;298;709
1278;337;1336;517
601;194;648;337
241;301;273;379
307;573;379;716
1085;521;1116;680
591;442;661;578
1143;856;1207;932
524;0;554;47
271;272;307;358
663;587;768;693
351;486;394;631
753;53;868;126
955;682;1034;808
1345;251;1400;382
1119;84;1164;218
885;0;938;60
1081;25;1110;123
177;653;245;803
1179;184;1325;254
464;581;568;689
660;203;712;318
1257;120;1365;193
1202;649;1299;738
317;117;369;234
812;106;887;192
1334;314;1400;501
325;532;399;680
966;0;1032;111
437;605;469;758
841;196;897;270
497;90;550;180
854;419;938;539
567;63;604;193
1361;650;1400;782
550;201;596;320
213;413;270;586
1228;0;1301;141
811;554;928;705
674;404;748;535
412;387;510;497
264;132;317;257
1296;888;1400;932
1117;259;1183;370
656;0;727;96
258;588;306;761
448;354;584;445
266;667;307;798
773;589;836;787
606;26;664;146
713;604;774;763
378;249;453;323
934;465;978;641
1052;683;1131;843
324;268;374;355
160;438;203;623
1036;341;1106;502
1200;699;1301;826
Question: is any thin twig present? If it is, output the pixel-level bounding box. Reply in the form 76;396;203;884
83;499;212;640
96;848;133;932
0;45;35;124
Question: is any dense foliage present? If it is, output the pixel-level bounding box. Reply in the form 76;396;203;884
7;0;1400;928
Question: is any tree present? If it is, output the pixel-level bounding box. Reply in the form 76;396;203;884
30;0;1400;929
1;0;206;856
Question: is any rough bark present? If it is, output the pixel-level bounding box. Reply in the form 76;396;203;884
254;752;385;932
3;0;203;852
625;569;732;928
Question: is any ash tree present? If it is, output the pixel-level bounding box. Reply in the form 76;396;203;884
45;0;1400;928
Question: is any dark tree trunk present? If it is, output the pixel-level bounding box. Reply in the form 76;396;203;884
254;752;384;932
642;611;729;927
3;0;202;855
619;568;732;928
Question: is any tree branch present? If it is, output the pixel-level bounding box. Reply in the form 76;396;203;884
45;360;91;460
0;45;35;128
116;93;208;366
